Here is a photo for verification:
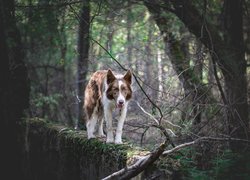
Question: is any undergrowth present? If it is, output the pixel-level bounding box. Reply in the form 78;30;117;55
174;148;250;180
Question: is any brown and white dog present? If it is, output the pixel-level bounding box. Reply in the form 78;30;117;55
84;69;132;144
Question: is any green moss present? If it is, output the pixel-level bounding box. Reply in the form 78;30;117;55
24;118;128;157
20;118;174;179
21;118;135;179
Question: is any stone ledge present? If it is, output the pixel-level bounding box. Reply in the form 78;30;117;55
21;118;129;180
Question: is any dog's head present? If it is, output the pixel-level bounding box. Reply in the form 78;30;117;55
106;69;132;109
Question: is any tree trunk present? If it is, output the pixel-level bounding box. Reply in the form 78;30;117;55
144;0;249;151
220;0;248;150
77;0;90;129
164;33;203;125
127;2;133;66
0;0;30;178
144;26;154;97
106;12;115;53
157;48;163;98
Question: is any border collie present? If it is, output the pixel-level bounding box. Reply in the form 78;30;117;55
84;69;132;144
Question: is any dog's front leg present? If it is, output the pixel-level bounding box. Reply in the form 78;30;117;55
115;104;127;144
104;106;114;143
98;118;106;137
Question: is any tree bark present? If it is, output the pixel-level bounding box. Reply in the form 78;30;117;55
165;33;205;126
127;2;133;66
144;25;156;100
0;0;30;178
144;0;249;151
220;0;248;150
77;0;90;129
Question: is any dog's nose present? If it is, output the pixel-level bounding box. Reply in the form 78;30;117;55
118;100;124;105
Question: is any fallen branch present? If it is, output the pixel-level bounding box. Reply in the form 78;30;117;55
102;140;168;180
162;136;250;156
102;139;196;180
162;140;195;156
102;135;250;180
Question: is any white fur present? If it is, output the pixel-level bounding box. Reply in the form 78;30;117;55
86;107;98;139
102;77;128;144
117;80;126;104
86;71;131;144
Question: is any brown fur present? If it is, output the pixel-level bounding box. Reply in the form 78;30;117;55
84;70;106;120
84;70;132;121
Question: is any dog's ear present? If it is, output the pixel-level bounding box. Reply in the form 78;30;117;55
107;69;116;84
123;69;132;85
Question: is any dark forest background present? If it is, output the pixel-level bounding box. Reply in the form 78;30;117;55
1;0;250;179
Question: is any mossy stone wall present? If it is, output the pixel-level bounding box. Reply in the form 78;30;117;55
21;119;127;180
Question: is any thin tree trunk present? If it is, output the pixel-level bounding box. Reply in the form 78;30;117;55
157;48;163;99
106;13;115;54
193;39;204;81
127;2;133;66
144;25;158;101
77;0;90;129
220;0;248;150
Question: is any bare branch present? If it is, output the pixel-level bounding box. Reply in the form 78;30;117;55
162;136;250;156
136;101;159;125
102;140;168;180
140;126;150;146
162;141;195;156
136;101;177;137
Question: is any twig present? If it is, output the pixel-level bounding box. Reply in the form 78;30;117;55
91;38;126;70
136;101;159;125
90;0;103;24
195;136;250;143
136;101;176;137
162;135;250;156
68;1;164;124
136;101;181;129
140;126;149;146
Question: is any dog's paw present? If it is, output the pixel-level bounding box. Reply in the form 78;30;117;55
115;138;123;144
106;138;114;143
98;133;106;138
115;140;123;144
87;135;96;139
106;132;114;143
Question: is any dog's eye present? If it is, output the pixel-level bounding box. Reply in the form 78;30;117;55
112;87;118;93
113;88;119;92
121;87;128;95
